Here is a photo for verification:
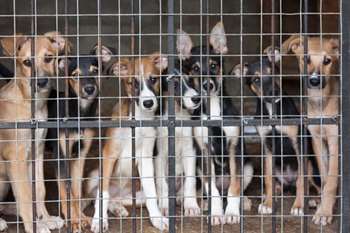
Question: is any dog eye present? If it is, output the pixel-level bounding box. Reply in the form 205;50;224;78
323;57;332;65
149;76;157;84
210;63;217;70
23;59;32;67
44;55;54;63
254;78;260;83
193;65;200;73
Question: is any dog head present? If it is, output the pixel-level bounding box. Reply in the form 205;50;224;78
167;69;201;111
232;47;281;103
284;35;339;89
176;22;228;96
11;31;69;92
106;53;168;112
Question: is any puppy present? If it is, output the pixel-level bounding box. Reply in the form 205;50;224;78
90;51;169;232
155;68;201;216
176;22;253;225
46;49;100;232
284;35;339;225
232;47;322;217
0;32;68;233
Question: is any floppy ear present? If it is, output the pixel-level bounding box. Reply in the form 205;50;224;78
264;46;281;63
57;57;72;76
0;34;27;56
231;63;248;77
44;31;71;53
111;59;130;77
176;29;193;60
210;21;228;54
91;44;114;63
150;53;168;72
328;38;339;59
281;35;302;54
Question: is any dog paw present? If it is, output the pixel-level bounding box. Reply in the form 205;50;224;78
109;202;129;217
258;203;272;215
210;215;225;225
308;199;319;209
72;217;92;233
290;207;304;216
91;217;108;233
225;197;240;224
243;197;252;211
312;207;333;226
150;216;169;231
0;218;7;231
36;222;51;233
184;198;200;216
41;215;64;230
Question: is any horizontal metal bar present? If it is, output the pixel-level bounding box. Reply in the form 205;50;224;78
0;117;338;129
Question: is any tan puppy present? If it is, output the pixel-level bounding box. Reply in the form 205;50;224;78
284;35;339;226
0;32;68;233
90;53;169;232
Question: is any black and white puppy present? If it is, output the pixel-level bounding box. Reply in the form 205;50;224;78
46;51;100;232
177;22;253;225
155;68;201;217
232;47;319;216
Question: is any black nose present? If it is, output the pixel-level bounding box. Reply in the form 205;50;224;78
309;77;320;86
37;78;49;88
143;100;154;109
191;96;201;104
84;85;96;95
203;82;214;91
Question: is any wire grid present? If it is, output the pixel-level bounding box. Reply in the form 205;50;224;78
0;0;345;233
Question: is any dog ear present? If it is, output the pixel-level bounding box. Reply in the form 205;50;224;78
0;34;27;56
44;31;71;54
91;44;115;63
328;38;339;59
264;46;281;63
176;29;193;60
111;59;130;77
150;53;168;72
282;35;302;54
210;21;228;54
231;63;248;77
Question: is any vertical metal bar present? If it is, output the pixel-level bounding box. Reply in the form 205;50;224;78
64;0;71;232
302;1;309;231
130;0;137;232
30;0;37;232
270;1;276;232
341;0;350;232
167;0;176;232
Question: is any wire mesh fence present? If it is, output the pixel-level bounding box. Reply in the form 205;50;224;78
0;0;347;232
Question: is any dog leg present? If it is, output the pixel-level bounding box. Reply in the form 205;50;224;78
36;142;64;230
155;149;169;216
5;147;49;233
290;137;304;216
0;174;9;231
182;131;200;217
258;148;273;215
313;125;338;226
137;130;169;231
91;135;122;233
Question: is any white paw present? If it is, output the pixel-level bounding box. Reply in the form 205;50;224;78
150;216;169;231
91;217;108;233
184;198;200;216
108;202;129;217
312;207;333;226
308;199;318;208
0;218;7;231
243;197;252;211
225;198;240;224
210;215;225;225
258;204;272;215
41;215;64;230
158;198;169;216
290;207;304;216
37;221;51;233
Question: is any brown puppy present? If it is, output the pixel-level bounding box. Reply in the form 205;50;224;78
0;32;68;233
90;52;169;232
284;35;339;225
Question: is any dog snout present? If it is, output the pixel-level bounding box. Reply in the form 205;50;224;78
191;95;201;104
203;82;214;91
84;85;96;96
37;78;49;88
143;99;154;109
309;76;321;86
